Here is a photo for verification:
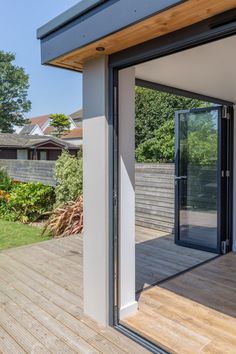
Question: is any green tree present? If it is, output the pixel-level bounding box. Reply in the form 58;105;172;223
182;111;218;166
135;86;209;147
136;120;175;163
50;113;71;137
0;51;31;132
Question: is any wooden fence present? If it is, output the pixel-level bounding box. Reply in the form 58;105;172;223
135;163;175;233
0;159;56;186
0;159;175;232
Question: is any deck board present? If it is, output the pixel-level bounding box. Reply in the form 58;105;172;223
135;226;216;292
0;235;149;354
0;228;234;353
123;253;236;354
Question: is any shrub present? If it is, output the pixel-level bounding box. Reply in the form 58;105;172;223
4;182;55;223
43;196;83;238
54;150;83;207
0;168;12;191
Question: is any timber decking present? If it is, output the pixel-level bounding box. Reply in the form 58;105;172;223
135;226;216;292
123;253;236;354
0;235;149;354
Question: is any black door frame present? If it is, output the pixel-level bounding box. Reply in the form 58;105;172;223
109;8;236;353
175;106;233;254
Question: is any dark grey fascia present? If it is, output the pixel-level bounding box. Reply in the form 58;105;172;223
37;0;106;39
38;0;184;65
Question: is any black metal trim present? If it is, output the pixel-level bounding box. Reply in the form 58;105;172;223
136;78;234;107
110;67;119;326
115;325;169;354
228;106;234;252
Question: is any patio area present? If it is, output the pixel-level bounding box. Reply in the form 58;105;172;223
1;229;235;353
0;235;148;354
124;252;236;354
135;226;216;292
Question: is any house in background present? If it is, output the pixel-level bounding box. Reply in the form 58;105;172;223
0;133;78;161
19;123;44;136
16;110;83;146
70;109;83;127
62;127;83;146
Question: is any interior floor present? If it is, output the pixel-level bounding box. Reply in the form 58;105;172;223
135;226;217;292
124;252;236;354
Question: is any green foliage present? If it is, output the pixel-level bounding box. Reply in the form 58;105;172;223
0;51;31;132
0;168;12;191
50;113;71;137
0;219;51;251
135;86;209;148
54;150;83;207
1;182;55;223
181;111;218;166
136;120;175;163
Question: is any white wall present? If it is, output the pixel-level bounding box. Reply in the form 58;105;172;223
118;67;137;319
83;56;109;325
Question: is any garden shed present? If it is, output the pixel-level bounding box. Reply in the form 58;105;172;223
38;1;236;352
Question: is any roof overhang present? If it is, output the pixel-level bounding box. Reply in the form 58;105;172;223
37;0;236;72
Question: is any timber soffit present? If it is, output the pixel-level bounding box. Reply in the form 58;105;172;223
37;0;185;69
38;0;236;72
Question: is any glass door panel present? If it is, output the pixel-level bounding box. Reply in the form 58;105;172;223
175;107;221;252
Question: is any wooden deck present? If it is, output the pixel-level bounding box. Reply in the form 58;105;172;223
1;229;234;353
135;226;216;292
123;252;236;354
0;235;149;354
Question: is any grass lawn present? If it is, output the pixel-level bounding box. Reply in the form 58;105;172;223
0;219;52;251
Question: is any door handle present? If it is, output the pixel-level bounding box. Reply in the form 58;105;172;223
175;176;187;180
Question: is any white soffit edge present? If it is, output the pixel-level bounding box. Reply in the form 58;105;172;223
135;35;236;104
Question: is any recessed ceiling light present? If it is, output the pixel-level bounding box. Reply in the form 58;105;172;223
96;47;105;52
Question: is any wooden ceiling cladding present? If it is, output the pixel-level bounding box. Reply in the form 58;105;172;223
50;0;236;72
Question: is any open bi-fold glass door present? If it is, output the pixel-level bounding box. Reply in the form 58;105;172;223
175;106;231;254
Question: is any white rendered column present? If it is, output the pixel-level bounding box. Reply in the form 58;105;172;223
118;67;138;318
83;56;109;325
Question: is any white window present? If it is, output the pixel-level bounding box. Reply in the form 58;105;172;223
17;149;28;160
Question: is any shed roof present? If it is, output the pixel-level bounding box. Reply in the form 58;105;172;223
0;134;77;149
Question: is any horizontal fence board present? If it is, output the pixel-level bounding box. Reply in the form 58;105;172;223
135;163;174;232
0;159;56;186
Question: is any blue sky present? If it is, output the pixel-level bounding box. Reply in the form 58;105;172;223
0;0;82;117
